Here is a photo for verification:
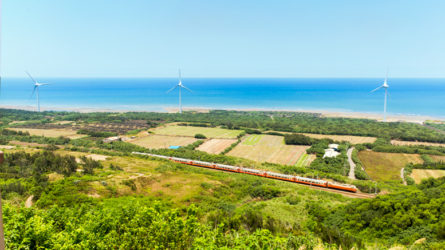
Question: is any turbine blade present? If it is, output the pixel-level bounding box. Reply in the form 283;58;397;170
39;83;50;86
181;85;192;93
26;71;37;83
370;86;382;93
178;69;182;82
166;85;178;93
30;85;37;98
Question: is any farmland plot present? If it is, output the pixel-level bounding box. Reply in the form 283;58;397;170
411;169;445;184
358;151;423;181
391;140;445;147
196;139;237;154
9;128;86;139
301;133;376;144
130;135;197;149
152;125;242;139
228;135;308;165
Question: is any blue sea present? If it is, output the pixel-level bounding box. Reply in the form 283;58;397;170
0;78;444;118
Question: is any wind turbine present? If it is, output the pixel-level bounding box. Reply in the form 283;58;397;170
26;71;50;112
166;69;192;114
371;72;389;122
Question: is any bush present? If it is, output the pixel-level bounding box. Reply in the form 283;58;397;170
194;133;207;139
244;128;262;134
284;133;316;145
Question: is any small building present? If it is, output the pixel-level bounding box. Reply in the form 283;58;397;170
323;148;340;158
103;136;121;143
169;146;181;149
328;144;339;150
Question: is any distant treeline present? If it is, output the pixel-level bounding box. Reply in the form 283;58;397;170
3;108;445;142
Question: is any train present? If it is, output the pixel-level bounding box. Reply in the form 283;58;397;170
132;152;358;193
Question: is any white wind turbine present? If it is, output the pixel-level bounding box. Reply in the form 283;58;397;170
166;69;192;114
26;71;50;112
370;72;390;122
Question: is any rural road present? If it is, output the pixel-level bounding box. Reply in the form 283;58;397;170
401;168;407;185
25;195;34;208
347;147;356;180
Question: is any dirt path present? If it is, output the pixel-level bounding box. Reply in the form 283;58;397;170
401;168;407;185
25;195;34;208
347;147;356;180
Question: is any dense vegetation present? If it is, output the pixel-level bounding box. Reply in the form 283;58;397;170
3;108;445;142
284;133;319;145
311;177;445;248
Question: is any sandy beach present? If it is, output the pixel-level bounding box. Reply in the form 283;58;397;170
0;104;442;124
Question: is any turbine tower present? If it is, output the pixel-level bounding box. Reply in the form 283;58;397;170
26;71;50;112
370;72;389;122
166;69;192;114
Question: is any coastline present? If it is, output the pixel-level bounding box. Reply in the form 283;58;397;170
1;104;442;124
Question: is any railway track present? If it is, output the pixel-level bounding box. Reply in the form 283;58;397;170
132;152;376;199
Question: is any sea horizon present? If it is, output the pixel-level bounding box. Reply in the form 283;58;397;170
1;77;444;119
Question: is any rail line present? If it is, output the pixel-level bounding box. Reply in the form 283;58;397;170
132;152;376;198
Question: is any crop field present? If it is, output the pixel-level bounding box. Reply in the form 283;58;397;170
227;135;309;165
429;155;445;162
358;151;423;181
152;125;242;139
129;135;197;149
9;128;86;139
391;140;445;147
301;133;376;144
242;134;263;145
196;139;237;154
295;153;316;167
410;169;445;184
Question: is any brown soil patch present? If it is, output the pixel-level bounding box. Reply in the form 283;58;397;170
197;139;237;154
391;140;445;147
130;134;197;149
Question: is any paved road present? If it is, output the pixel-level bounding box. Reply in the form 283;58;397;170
347;147;356;180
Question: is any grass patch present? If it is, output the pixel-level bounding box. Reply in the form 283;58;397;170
410;169;445;184
358;151;423;181
242;134;263;145
229;135;309;165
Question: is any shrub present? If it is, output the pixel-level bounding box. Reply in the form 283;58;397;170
194;133;207;139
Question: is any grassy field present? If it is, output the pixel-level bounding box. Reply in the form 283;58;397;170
410;169;445;184
196;139;237;154
9;128;86;139
152;125;242;139
391;140;445;147
358;151;423;181
228;135;309;165
129;134;197;149
301;133;376;144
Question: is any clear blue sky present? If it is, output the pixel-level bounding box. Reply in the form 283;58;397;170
2;0;445;78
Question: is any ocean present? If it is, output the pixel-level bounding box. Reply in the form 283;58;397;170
0;78;444;118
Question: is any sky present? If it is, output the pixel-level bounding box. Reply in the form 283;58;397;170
2;0;445;78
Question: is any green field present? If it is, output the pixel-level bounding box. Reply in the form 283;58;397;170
242;134;263;145
358;151;423;181
153;125;242;139
295;153;314;167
